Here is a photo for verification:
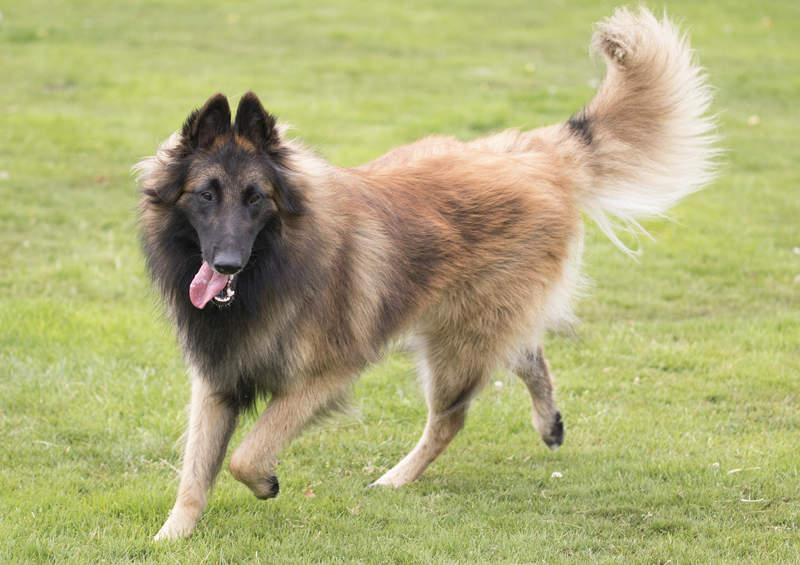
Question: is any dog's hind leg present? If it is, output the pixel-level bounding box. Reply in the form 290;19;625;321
512;346;564;450
372;341;486;488
228;376;351;499
155;372;239;541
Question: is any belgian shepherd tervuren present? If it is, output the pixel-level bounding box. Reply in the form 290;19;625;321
136;8;717;539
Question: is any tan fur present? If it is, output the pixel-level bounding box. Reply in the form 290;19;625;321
139;8;718;539
154;374;237;540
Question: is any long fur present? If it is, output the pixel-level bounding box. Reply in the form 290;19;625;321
135;8;718;540
571;7;719;253
131;2;720;449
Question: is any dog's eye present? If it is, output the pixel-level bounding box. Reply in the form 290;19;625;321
247;193;262;206
199;191;214;202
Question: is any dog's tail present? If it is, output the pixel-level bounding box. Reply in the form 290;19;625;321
561;7;719;254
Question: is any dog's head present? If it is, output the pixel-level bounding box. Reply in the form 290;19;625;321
138;92;304;309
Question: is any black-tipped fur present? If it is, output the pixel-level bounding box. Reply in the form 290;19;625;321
566;110;593;146
139;94;315;410
546;411;564;449
141;197;319;410
254;475;280;500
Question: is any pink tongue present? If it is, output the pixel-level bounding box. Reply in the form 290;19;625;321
189;261;229;309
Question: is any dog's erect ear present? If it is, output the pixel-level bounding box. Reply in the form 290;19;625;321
234;92;281;154
182;93;232;150
235;92;302;215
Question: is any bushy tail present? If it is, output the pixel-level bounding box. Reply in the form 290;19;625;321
565;7;719;254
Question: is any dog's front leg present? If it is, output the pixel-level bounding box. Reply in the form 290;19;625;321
229;376;350;498
154;372;238;541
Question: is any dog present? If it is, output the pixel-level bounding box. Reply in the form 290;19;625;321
135;7;717;540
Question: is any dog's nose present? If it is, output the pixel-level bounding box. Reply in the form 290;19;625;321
213;251;243;275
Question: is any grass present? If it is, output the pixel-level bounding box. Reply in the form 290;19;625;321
1;0;798;562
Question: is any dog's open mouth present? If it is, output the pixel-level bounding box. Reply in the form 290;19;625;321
189;261;238;309
212;274;236;306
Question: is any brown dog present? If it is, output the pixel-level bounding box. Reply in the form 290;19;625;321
135;8;717;540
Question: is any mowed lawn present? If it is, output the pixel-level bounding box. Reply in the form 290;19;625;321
1;0;798;562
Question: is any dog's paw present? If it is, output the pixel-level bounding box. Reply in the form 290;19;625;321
542;411;565;450
369;477;399;488
370;468;414;488
153;512;197;541
251;474;280;500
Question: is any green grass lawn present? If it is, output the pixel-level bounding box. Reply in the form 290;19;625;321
1;0;798;562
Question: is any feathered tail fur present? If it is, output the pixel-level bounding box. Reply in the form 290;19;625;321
563;7;719;254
